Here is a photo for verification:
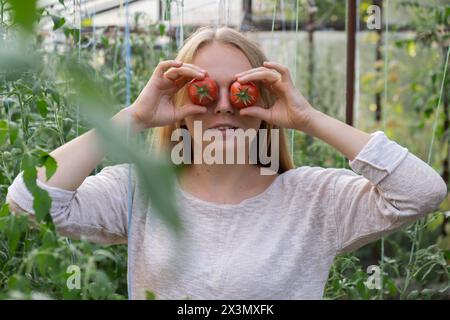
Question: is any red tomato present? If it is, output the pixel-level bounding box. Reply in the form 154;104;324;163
230;81;259;109
187;76;218;106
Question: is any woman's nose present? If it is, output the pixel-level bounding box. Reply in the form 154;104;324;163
214;87;234;115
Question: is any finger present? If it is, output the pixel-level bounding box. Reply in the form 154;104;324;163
172;76;192;89
174;104;208;121
238;106;272;123
237;69;279;84
165;63;207;82
181;63;207;74
162;63;209;91
172;73;204;91
237;70;283;93
262;61;293;83
155;60;183;77
164;66;206;83
234;67;266;78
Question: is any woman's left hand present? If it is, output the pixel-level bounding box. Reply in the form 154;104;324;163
235;61;316;132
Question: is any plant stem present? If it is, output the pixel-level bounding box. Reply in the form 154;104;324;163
15;92;29;143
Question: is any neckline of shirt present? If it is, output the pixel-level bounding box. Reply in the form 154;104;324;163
174;172;284;209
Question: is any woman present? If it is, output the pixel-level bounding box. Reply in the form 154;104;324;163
6;26;447;299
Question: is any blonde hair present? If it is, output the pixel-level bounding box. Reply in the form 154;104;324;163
149;26;294;173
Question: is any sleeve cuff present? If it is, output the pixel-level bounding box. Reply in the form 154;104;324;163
348;130;409;185
6;171;76;214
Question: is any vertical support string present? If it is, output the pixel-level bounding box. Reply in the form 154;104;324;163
427;47;450;165
225;0;229;27
269;0;277;60
180;0;184;48
374;0;388;299
291;0;300;161
402;45;450;298
341;0;349;169
162;0;171;59
216;0;229;27
218;0;230;27
77;0;81;63
354;0;360;130
217;0;223;27
65;0;82;269
176;0;184;49
90;0;98;176
123;0;133;300
379;0;390;300
293;0;300;88
382;0;389;132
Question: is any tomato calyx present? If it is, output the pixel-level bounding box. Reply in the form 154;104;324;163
230;81;259;109
187;76;218;106
233;87;254;107
192;83;214;104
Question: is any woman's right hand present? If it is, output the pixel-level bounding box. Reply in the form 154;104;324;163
130;60;208;128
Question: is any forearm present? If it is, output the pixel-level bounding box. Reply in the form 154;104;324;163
36;106;145;191
301;109;372;161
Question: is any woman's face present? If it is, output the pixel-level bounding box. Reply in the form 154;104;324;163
181;42;263;156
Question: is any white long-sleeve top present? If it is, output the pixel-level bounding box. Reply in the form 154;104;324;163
6;130;448;299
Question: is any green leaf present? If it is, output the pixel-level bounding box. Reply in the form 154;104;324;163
34;252;57;276
0;120;8;146
21;154;37;181
62;118;73;137
159;23;166;36
64;60;182;233
51;15;66;31
145;291;156;300
0;203;9;218
0;203;10;232
6;214;27;255
33;187;52;223
41;229;57;248
406;290;419;299
8;274;31;293
101;36;109;48
94;249;117;263
36;99;48;118
426;213;444;231
8;122;19;144
87;270;113;299
21;153;52;222
385;277;398;296
32;150;58;181
43;155;57;181
63;28;80;43
7;0;38;34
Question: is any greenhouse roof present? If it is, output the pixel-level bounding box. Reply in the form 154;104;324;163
38;0;245;28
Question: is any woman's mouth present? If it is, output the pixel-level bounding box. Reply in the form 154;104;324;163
207;126;239;137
